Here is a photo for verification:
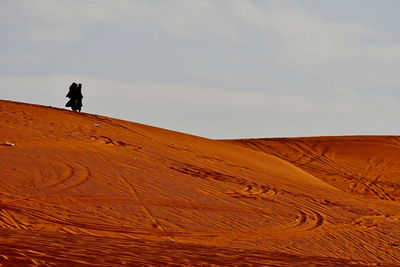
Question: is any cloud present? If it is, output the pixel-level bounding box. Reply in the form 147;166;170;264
127;0;242;42
2;1;400;138
3;0;132;44
17;0;128;24
0;74;314;113
7;0;242;44
227;0;400;67
7;0;400;66
2;75;400;138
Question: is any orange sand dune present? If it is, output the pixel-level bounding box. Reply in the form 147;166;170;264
1;100;400;266
232;136;400;201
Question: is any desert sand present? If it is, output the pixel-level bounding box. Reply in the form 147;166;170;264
1;100;400;266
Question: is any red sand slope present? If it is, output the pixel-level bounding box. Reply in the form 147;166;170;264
1;100;400;266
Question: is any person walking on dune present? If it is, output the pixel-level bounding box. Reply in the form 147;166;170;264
65;82;83;112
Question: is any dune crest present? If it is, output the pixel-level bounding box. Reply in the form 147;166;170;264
1;100;400;266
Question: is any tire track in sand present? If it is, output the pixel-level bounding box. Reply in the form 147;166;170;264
225;184;324;232
41;162;90;194
225;184;277;200
271;191;325;232
288;208;324;231
114;175;170;238
265;140;395;201
0;209;31;230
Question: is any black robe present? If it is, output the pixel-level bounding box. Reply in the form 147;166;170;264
65;83;83;112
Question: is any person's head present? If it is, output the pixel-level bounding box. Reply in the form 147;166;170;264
70;82;77;90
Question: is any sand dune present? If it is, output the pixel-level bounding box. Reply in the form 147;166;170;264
1;100;400;266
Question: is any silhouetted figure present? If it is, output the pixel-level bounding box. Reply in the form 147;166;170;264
65;82;83;112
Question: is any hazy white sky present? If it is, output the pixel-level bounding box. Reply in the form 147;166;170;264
1;0;400;139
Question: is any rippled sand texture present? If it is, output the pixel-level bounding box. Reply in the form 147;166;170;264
1;100;400;266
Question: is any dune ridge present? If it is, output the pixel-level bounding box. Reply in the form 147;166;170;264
1;100;400;266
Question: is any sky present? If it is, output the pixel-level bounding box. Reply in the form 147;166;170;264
1;0;400;139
